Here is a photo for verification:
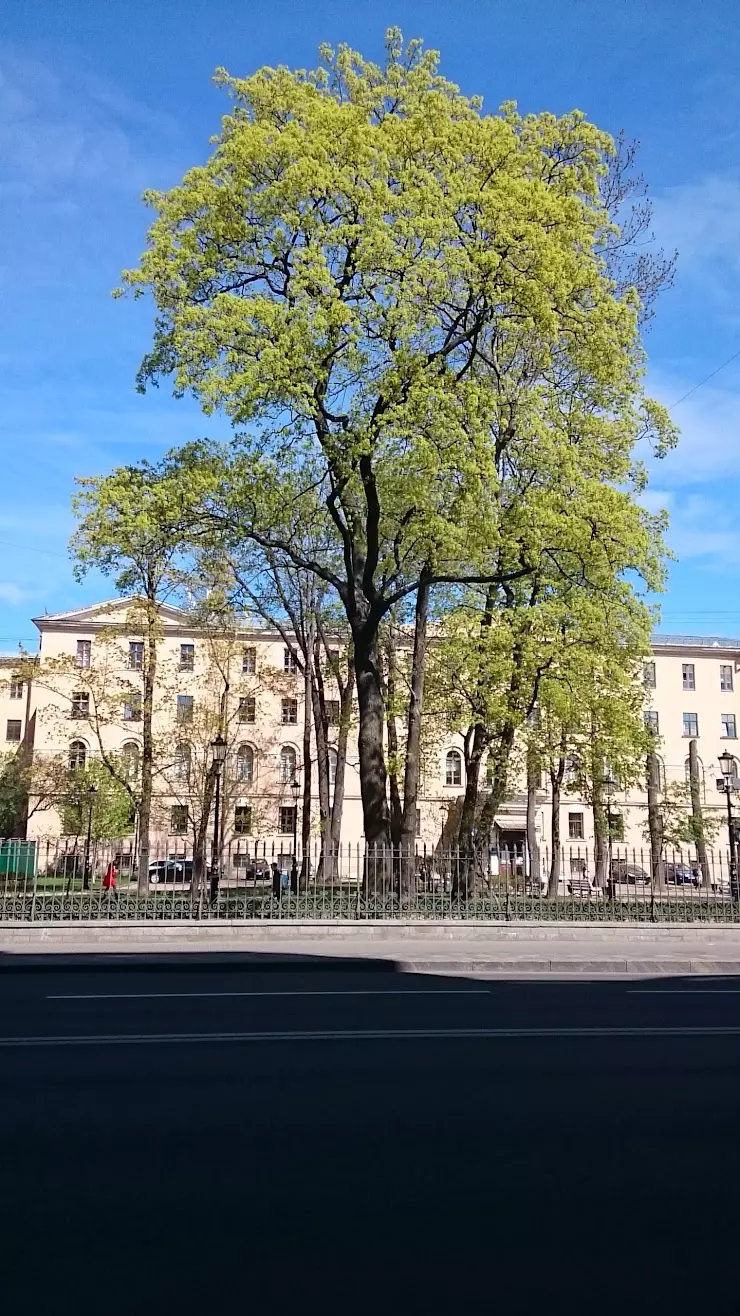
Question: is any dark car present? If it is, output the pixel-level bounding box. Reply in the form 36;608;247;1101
664;862;699;886
609;861;650;885
148;859;194;885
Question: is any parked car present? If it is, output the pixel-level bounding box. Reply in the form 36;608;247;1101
609;861;650;884
148;859;193;885
664;862;699;886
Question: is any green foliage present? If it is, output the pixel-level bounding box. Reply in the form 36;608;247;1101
61;759;135;841
645;780;723;852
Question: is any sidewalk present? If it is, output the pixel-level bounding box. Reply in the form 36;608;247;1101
4;921;740;975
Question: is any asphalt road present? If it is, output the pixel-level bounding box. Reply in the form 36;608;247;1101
3;958;740;1314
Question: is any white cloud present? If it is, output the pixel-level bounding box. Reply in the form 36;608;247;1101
652;175;740;319
646;372;740;486
0;581;34;605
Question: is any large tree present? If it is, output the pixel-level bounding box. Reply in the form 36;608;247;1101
119;29;674;849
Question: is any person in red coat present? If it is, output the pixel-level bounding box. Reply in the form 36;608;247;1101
102;861;118;896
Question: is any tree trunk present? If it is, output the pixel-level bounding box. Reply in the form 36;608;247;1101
328;658;354;867
384;637;403;847
456;724;488;856
688;738;710;884
646;748;665;888
310;641;331;880
300;659;312;891
192;765;216;903
593;788;608;889
400;575;430;884
137;595;157;893
548;759;565;897
353;623;391;851
526;751;540;891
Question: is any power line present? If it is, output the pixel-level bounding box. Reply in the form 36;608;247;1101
668;347;740;412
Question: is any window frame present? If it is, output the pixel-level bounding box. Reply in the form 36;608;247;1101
233;805;253;836
326;699;341;727
279;745;298;785
721;664;734;693
721;712;737;740
69;739;87;770
242;646;257;675
179;643;195;672
568;811;585;840
644;709;659;735
169;805;189;835
279;805;297;835
283;647;299;675
173;743;192;783
445;749;463;788
682;662;696;691
281;697;298;725
643;661;656;690
9;677;23;700
5;719;21;743
76;639;91;669
176;694;194;724
682;712;699;738
128;641;144;671
122;692;142;722
238;696;256;724
236;744;255;783
71;691;90;720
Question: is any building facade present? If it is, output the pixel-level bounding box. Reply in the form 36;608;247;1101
1;599;737;866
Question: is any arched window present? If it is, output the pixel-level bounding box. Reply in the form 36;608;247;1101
328;747;338;789
280;745;297;785
236;744;254;784
565;756;580;785
174;743;191;783
121;742;140;781
69;740;86;770
445;750;462;787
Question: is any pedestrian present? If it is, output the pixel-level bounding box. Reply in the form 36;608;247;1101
271;861;281;899
102;860;118;898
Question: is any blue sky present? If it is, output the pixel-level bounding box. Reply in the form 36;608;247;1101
1;0;739;647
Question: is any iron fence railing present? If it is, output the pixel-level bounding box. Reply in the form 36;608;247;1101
1;838;739;922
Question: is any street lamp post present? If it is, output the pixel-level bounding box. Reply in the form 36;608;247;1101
718;750;738;895
83;785;97;891
210;733;227;903
290;774;300;895
603;771;616;892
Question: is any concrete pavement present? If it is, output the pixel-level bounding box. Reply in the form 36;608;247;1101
4;961;740;1312
6;920;740;975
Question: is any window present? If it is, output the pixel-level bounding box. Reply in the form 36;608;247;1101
279;805;296;835
281;698;298;725
445;749;462;787
9;677;23;700
326;700;340;727
564;756;580;785
174;743;191;783
76;639;91;669
236;744;254;783
682;712;698;737
234;805;253;835
284;647;299;675
71;691;89;719
176;695;194;724
121;742;140;780
326;648;340;669
485;754;494;787
239;696;256;724
280;745;297;785
682;663;695;691
170;805;188;835
123;693;142;722
5;719;21;742
721;664;734;692
69;740;86;769
129;642;143;671
568;812;584;840
643;661;656;690
328;747;338;789
644;710;659;734
180;643;195;671
242;646;256;675
722;713;737;739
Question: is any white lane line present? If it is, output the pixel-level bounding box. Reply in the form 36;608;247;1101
46;988;491;1002
6;1025;740;1048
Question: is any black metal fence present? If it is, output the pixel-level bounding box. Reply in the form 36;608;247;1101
1;838;739;922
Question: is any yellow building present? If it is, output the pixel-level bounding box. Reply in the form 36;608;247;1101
3;599;738;868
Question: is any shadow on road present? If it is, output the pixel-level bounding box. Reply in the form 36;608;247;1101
2;951;740;1313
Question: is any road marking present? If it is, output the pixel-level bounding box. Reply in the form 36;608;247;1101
6;1025;740;1047
46;988;491;1001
